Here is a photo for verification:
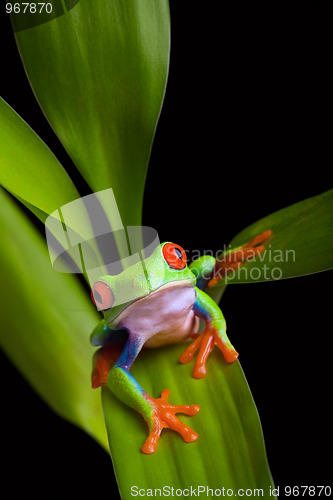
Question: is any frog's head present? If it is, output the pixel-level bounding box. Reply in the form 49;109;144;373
91;242;196;324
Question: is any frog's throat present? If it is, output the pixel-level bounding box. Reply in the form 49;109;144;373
112;279;195;324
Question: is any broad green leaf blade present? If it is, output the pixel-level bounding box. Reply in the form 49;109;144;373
0;187;107;450
102;346;275;499
13;0;170;226
0;98;79;221
213;189;333;285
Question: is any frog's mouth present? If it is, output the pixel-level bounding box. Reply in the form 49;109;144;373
147;278;194;294
112;278;195;323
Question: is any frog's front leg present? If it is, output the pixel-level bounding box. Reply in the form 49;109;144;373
104;335;200;454
180;287;238;378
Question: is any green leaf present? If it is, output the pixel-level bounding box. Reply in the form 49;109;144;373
102;345;275;499
213;189;333;285
0;98;79;221
13;0;170;226
0;187;107;450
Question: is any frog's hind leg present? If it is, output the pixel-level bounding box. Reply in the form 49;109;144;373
90;320;128;388
92;344;124;388
105;335;200;454
208;229;272;287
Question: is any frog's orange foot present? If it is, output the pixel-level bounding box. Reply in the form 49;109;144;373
179;326;239;379
141;390;200;454
208;229;272;287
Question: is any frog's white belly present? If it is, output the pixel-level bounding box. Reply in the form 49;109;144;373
116;283;199;348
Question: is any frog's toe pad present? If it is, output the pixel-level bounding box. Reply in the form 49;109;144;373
141;390;200;454
222;348;239;363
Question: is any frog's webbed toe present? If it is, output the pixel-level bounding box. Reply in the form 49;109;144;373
179;325;239;379
141;390;200;454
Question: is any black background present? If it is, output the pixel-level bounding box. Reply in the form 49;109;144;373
1;3;332;498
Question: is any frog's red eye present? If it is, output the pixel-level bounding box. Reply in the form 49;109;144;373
91;281;114;310
162;243;187;270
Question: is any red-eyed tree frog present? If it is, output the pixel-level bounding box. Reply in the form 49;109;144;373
90;230;271;454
